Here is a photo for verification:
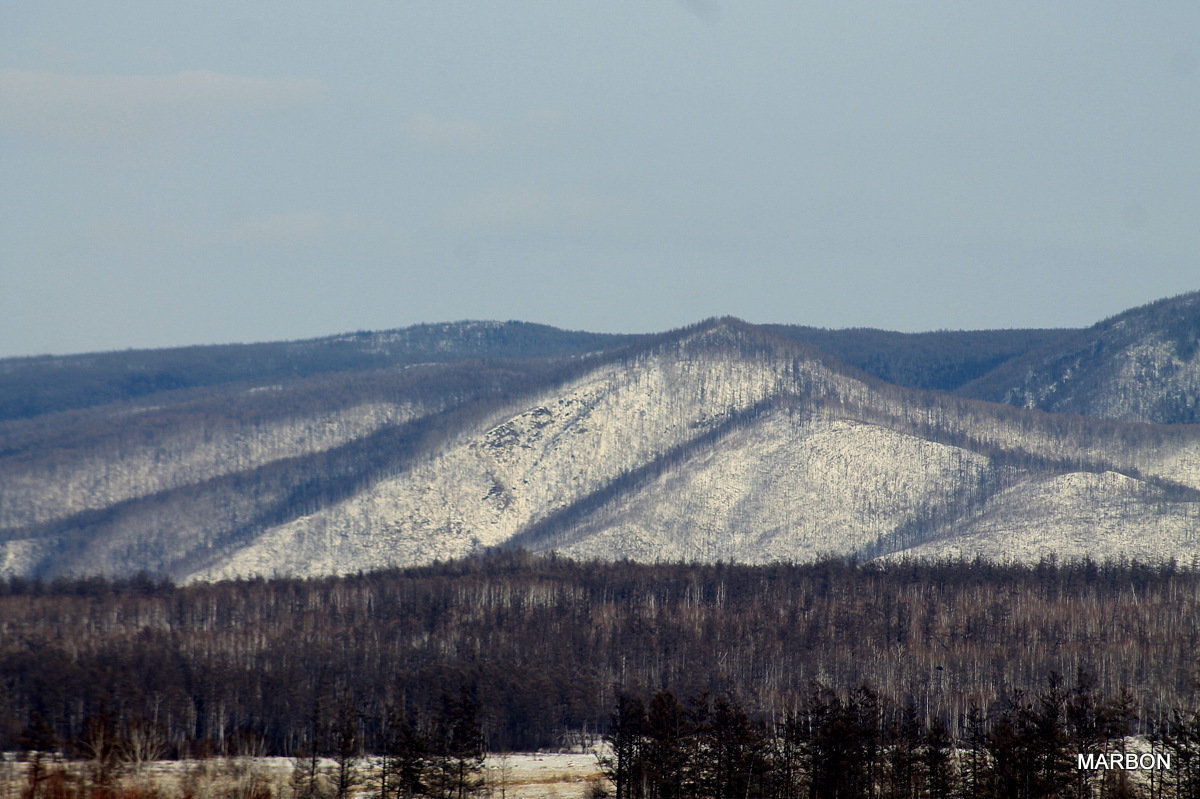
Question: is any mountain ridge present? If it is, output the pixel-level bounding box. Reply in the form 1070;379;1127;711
3;295;1199;580
957;290;1200;424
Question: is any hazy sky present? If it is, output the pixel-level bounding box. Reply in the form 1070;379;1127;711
2;2;1198;357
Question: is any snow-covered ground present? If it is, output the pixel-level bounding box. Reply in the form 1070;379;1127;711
482;752;604;798
0;752;606;799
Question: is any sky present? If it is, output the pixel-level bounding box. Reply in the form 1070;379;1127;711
2;2;1198;357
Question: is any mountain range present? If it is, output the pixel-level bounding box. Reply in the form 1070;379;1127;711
3;291;1199;581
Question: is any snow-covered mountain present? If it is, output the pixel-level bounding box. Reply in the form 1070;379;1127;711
957;291;1200;424
3;300;1199;581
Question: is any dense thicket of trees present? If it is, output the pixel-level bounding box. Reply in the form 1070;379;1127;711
603;677;1200;798
2;553;1198;765
768;326;1074;393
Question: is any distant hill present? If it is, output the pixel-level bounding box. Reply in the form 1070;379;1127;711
957;291;1200;424
767;326;1075;392
0;321;640;422
0;321;1077;423
3;298;1199;581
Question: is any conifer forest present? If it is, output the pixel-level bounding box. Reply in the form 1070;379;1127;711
2;552;1200;797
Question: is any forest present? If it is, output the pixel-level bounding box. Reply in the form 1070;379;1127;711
767;325;1073;394
601;678;1199;799
2;552;1199;797
0;319;1074;424
0;322;638;423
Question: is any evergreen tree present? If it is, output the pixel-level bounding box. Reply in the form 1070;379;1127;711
331;695;362;799
379;704;428;799
985;698;1032;799
697;694;766;799
428;689;485;799
1029;672;1074;798
1164;708;1200;799
884;699;923;799
922;718;955;799
797;685;875;799
958;706;987;799
603;693;646;799
644;692;690;799
1066;668;1105;799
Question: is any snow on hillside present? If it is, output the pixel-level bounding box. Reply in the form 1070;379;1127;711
1004;335;1200;424
189;326;809;579
0;401;415;529
964;291;1200;425
5;314;1199;582
894;471;1200;563
555;412;991;563
181;318;1200;580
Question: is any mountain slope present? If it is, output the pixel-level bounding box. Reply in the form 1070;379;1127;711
189;321;820;579
190;320;1200;581
0;354;627;578
4;305;1200;582
957;291;1200;424
895;471;1200;563
768;325;1075;392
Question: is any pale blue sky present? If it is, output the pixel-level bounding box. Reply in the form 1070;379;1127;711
2;2;1198;357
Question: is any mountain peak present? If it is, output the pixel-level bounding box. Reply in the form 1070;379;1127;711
4;292;1200;581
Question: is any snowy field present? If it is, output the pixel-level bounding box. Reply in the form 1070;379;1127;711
0;752;606;799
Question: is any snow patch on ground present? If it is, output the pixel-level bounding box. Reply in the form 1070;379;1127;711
0;753;605;799
895;471;1200;563
0;538;45;580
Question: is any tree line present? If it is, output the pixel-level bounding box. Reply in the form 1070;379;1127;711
8;672;1199;798
603;672;1200;799
8;685;496;799
3;552;1199;763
